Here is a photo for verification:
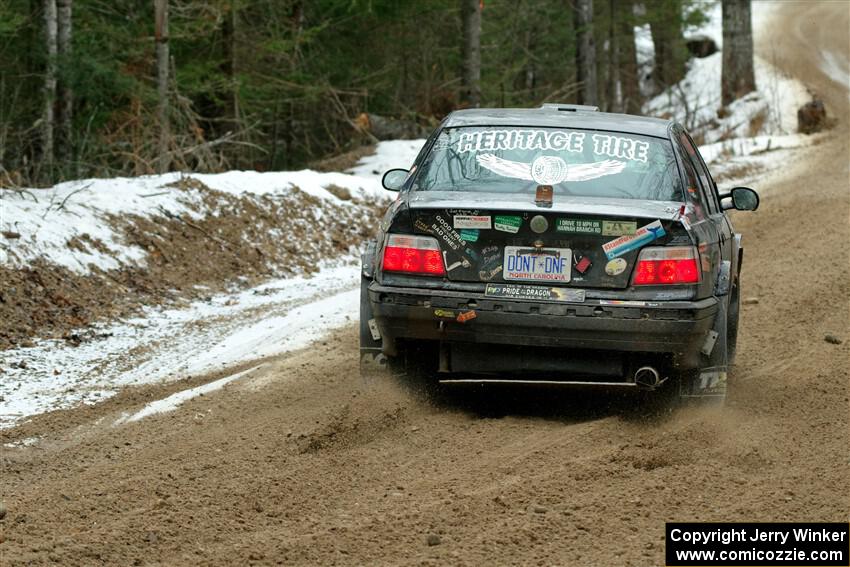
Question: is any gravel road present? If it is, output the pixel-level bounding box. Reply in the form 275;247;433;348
1;2;848;565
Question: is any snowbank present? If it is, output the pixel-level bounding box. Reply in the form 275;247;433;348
0;139;424;275
0;139;425;429
0;263;362;428
641;1;810;145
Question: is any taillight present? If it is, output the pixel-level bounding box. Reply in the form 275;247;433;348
382;234;446;276
632;246;700;285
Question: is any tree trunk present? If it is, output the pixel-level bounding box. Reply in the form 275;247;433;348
618;1;641;114
574;0;597;106
721;0;756;106
221;2;240;166
154;0;169;173
42;0;57;175
607;0;621;112
649;0;686;93
222;4;239;129
460;0;481;108
56;0;72;165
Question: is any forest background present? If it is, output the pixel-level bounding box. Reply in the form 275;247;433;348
0;0;757;187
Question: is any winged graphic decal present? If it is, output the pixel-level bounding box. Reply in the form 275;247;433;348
475;153;627;184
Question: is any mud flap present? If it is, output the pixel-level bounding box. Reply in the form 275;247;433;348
359;275;387;381
680;295;729;399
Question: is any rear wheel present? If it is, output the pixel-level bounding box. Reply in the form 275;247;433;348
387;340;441;399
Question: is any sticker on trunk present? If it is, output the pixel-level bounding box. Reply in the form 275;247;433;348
556;218;602;234
485;283;585;303
457;310;477;323
453;215;491;229
602;220;666;260
605;258;627;276
602;220;637;236
459;229;479;242
494;215;521;233
555;218;637;236
503;246;570;282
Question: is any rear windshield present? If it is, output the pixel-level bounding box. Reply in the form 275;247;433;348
412;126;683;201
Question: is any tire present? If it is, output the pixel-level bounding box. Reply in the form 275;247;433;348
387;340;441;399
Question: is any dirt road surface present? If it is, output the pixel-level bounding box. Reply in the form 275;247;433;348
2;3;848;565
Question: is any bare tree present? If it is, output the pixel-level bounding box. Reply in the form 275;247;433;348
57;0;72;164
574;0;596;106
42;0;57;174
155;0;169;173
460;0;481;108
721;0;756;106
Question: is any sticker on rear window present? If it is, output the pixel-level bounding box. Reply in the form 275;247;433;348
455;130;651;163
477;154;626;185
458;129;586;154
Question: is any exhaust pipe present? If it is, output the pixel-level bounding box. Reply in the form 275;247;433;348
634;366;661;389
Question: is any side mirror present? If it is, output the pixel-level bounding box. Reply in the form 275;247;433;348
721;186;760;211
381;168;409;191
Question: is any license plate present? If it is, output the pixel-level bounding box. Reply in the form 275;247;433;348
485;283;585;303
503;246;571;282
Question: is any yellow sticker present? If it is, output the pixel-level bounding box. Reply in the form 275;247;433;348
605;258;628;276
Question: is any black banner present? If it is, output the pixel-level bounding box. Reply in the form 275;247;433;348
666;523;849;566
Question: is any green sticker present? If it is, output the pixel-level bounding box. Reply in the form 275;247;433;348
494;215;521;233
602;220;637;236
459;229;479;242
556;218;602;234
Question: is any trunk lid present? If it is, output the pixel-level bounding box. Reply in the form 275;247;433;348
408;191;689;289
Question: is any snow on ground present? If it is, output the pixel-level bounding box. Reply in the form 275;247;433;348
0;262;361;429
644;1;810;145
819;50;850;90
0;139;426;429
347;139;426;181
0;139;424;275
114;364;264;424
638;0;820;185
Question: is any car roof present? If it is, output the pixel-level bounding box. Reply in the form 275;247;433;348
443;104;674;138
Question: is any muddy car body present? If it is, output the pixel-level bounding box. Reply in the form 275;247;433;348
360;104;759;399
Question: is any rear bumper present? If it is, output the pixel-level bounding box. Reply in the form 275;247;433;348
368;282;718;369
